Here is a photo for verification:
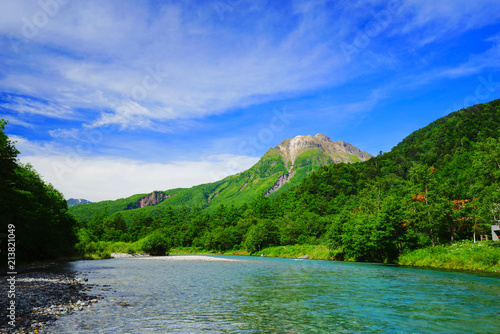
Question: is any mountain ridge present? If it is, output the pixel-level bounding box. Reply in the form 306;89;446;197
69;134;371;223
67;198;92;208
273;133;372;169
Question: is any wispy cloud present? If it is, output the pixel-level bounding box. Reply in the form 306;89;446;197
0;115;33;128
2;0;499;131
392;0;500;45
0;0;350;131
9;134;63;156
395;40;500;90
0;94;76;119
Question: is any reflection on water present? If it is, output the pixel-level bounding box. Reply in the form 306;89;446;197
48;256;500;333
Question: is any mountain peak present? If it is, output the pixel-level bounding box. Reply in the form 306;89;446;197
67;198;92;208
273;133;372;166
314;133;333;142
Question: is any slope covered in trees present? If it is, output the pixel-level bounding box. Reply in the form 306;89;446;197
0;120;78;262
75;100;500;263
69;134;370;224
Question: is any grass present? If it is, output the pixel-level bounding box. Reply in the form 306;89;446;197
77;241;145;260
398;240;500;272
258;244;332;260
170;247;218;255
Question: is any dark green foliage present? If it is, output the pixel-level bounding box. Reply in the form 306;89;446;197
243;220;279;254
141;231;171;256
0;119;20;235
0;120;78;261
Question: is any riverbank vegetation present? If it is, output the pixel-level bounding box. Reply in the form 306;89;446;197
398;241;500;272
258;245;331;259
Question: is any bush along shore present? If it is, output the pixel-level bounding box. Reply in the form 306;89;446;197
397;241;500;272
172;242;500;273
0;269;103;334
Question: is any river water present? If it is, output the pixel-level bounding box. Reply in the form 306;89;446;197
48;255;500;333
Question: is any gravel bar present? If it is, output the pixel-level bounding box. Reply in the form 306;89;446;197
0;270;103;334
128;255;244;261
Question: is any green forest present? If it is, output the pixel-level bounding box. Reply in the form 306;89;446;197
2;100;500;269
67;134;368;224
73;100;500;265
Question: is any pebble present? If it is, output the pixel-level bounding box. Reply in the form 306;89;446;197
0;270;104;334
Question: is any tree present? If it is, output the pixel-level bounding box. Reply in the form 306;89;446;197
141;230;171;255
0;122;78;260
0;120;20;232
407;164;452;246
243;220;279;253
473;137;500;210
374;196;415;261
101;213;127;241
251;193;274;219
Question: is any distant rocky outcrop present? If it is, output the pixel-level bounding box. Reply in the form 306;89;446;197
67;198;92;208
136;191;174;208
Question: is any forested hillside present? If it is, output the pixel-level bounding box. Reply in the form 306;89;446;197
0;120;77;262
74;100;500;263
69;134;371;224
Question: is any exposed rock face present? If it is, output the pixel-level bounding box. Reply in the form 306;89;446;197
208;192;220;202
265;170;296;196
137;191;173;208
342;141;372;160
238;182;247;192
274;133;372;166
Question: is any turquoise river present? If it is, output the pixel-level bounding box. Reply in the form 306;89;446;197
49;255;500;333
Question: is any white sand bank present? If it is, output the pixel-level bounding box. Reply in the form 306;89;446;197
127;255;244;262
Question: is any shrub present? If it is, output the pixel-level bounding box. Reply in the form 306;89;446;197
398;241;500;272
141;232;171;256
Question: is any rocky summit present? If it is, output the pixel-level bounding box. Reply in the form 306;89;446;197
260;133;372;195
273;133;372;169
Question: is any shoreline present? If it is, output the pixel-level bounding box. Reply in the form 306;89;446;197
0;269;103;334
169;244;500;273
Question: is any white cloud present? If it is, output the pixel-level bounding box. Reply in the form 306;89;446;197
393;0;500;45
10;133;260;201
18;153;259;202
9;134;62;155
0;94;76;119
48;128;80;139
0;115;33;128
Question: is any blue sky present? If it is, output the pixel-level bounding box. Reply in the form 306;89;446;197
1;0;500;201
